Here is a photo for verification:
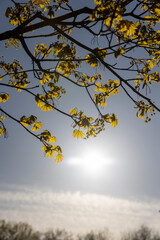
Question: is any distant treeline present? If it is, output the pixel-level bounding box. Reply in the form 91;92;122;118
0;219;160;240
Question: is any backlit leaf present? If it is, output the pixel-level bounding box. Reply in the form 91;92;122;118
73;129;84;139
0;94;10;103
31;122;42;131
70;108;77;115
55;154;63;163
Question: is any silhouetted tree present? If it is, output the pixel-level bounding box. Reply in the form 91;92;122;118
0;220;41;240
43;229;73;240
0;0;160;161
121;225;160;240
78;229;112;240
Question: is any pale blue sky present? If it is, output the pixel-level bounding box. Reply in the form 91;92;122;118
0;0;160;236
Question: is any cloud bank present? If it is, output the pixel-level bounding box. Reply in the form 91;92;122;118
0;184;160;237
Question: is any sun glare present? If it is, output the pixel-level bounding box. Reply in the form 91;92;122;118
68;149;113;175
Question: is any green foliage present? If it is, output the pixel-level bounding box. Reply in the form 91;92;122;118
0;0;160;161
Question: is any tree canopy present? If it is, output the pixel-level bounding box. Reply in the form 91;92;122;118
0;0;160;162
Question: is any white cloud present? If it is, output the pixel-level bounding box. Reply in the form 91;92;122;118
0;184;160;237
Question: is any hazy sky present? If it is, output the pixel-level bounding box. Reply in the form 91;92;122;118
0;0;160;237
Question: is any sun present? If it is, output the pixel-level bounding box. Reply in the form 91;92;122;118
81;150;106;173
68;149;113;176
